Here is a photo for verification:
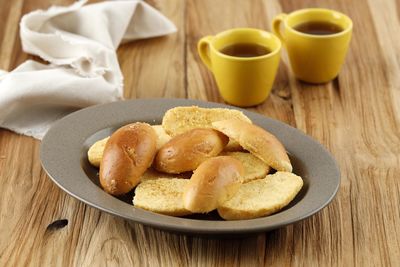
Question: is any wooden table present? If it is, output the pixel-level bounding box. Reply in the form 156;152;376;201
1;0;399;266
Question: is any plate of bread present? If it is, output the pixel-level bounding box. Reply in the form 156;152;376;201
41;99;340;235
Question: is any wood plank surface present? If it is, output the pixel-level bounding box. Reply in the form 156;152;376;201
0;0;399;266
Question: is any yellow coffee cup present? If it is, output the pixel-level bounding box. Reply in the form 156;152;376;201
198;28;281;107
272;8;352;83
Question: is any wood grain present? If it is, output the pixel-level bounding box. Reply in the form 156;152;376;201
0;0;399;266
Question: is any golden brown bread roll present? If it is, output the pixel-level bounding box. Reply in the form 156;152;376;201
212;119;292;172
154;128;229;174
99;123;157;195
183;156;244;213
87;125;171;168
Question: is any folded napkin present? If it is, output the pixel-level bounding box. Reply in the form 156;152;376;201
0;0;176;139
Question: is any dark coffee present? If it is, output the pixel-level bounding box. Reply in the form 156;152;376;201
294;21;344;35
220;43;271;57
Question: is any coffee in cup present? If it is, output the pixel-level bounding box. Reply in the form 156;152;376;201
272;8;352;83
197;28;281;107
294;21;344;35
219;43;272;57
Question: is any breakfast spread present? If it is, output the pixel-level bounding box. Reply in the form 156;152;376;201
87;106;303;220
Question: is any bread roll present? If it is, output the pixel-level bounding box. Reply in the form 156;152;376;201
212;119;292;172
99;123;157;195
183;156;244;213
154;128;229;174
218;172;303;220
87;125;171;168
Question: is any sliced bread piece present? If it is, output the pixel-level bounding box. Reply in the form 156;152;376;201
162;106;252;136
221;152;271;183
212;119;292;172
133;178;191;216
87;137;109;167
217;172;303;220
152;125;172;150
162;106;251;150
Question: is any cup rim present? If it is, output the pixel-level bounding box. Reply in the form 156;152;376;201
284;8;353;39
209;28;282;61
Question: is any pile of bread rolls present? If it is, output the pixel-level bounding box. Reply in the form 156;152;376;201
87;106;303;220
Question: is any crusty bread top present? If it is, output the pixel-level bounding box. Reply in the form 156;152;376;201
162;106;251;136
221;152;270;183
154;128;228;174
183;156;244;213
133;178;191;217
217;172;303;220
99;123;157;195
212;119;292;172
87;125;171;168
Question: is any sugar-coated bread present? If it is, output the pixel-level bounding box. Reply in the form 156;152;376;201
217;172;303;220
87;125;171;168
99;123;157;195
212;119;292;172
87;137;109;167
162;106;251;151
183;156;244;213
133;178;191;216
162;106;252;136
154;128;229;174
221;152;271;183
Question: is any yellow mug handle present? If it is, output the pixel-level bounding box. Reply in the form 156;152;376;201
272;14;288;43
197;36;213;71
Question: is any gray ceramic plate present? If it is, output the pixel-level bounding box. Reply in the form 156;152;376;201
40;99;340;235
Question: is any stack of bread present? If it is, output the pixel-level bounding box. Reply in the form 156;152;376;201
87;106;303;220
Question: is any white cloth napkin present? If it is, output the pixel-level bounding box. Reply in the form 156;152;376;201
0;0;176;139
